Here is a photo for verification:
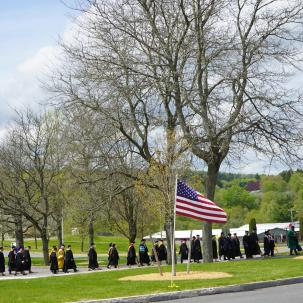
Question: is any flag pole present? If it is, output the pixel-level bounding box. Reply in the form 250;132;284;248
169;175;178;288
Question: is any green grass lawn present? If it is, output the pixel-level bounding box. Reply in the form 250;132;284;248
1;257;303;303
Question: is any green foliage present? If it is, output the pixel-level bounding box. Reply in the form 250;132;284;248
261;175;288;192
216;185;257;209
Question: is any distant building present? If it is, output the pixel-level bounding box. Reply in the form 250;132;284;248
245;180;260;193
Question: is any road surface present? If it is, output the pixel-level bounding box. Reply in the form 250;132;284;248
160;283;303;303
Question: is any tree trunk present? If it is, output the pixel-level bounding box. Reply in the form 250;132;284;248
34;227;38;249
128;218;137;243
164;218;176;265
88;220;94;246
14;215;24;247
203;162;220;263
57;219;63;247
1;232;4;247
40;229;49;265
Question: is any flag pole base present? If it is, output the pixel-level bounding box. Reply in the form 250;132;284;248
168;283;180;288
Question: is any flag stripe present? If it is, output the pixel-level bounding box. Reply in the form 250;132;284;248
177;204;226;218
176;202;227;217
176;210;227;223
176;197;223;210
176;180;227;223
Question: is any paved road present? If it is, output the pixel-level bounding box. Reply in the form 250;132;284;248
160;283;303;303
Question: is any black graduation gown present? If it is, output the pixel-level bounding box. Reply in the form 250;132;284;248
269;235;275;256
151;244;159;262
249;232;261;255
127;246;137;265
49;252;58;272
212;239;218;259
225;237;234;259
139;244;150;265
179;243;188;262
64;249;77;271
242;235;251;257
158;244;167;262
193;239;202;261
23;249;31;271
190;240;195;260
232;237;242;257
15;252;24;272
8;250;15;272
218;236;226;258
88;248;99;269
109;247;119;266
263;235;270;256
0;251;5;273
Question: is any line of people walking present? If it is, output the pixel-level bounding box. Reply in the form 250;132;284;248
0;245;32;276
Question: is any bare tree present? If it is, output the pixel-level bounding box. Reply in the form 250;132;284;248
49;0;303;262
0;110;63;264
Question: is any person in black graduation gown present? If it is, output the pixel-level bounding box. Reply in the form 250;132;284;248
179;240;188;263
263;230;270;256
49;246;59;274
64;245;78;273
15;247;26;276
88;243;99;270
190;236;196;262
8;246;16;274
225;234;235;260
0;246;5;276
158;240;167;264
23;246;33;273
268;230;275;257
218;233;227;260
243;231;252;258
193;235;202;262
151;240;159;262
232;233;243;258
212;235;218;260
108;243;119;268
139;239;150;266
127;242;137;266
249;229;261;256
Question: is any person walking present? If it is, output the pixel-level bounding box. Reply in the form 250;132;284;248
218;233;227;260
243;231;252;258
139;239;150;266
108;243;119;268
179;240;188;264
0;247;5;276
49;246;59;274
58;245;65;272
15;247;26;276
268;230;275;257
127;242;137;267
193;235;202;263
151;240;159;263
107;243;113;268
8;246;16;275
158;240;167;264
88;243;100;270
64;245;78;273
232;233;243;258
23;246;33;273
288;225;298;255
212;235;218;261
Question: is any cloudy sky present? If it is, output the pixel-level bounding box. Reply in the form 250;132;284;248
0;1;71;131
0;1;294;175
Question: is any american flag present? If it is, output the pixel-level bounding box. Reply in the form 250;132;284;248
176;180;227;223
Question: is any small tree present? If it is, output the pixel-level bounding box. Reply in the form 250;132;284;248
249;218;257;233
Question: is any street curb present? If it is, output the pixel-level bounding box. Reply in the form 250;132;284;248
75;276;303;303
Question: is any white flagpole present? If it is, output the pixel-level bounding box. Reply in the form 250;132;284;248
170;176;178;287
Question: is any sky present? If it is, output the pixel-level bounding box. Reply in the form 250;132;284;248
0;1;295;175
